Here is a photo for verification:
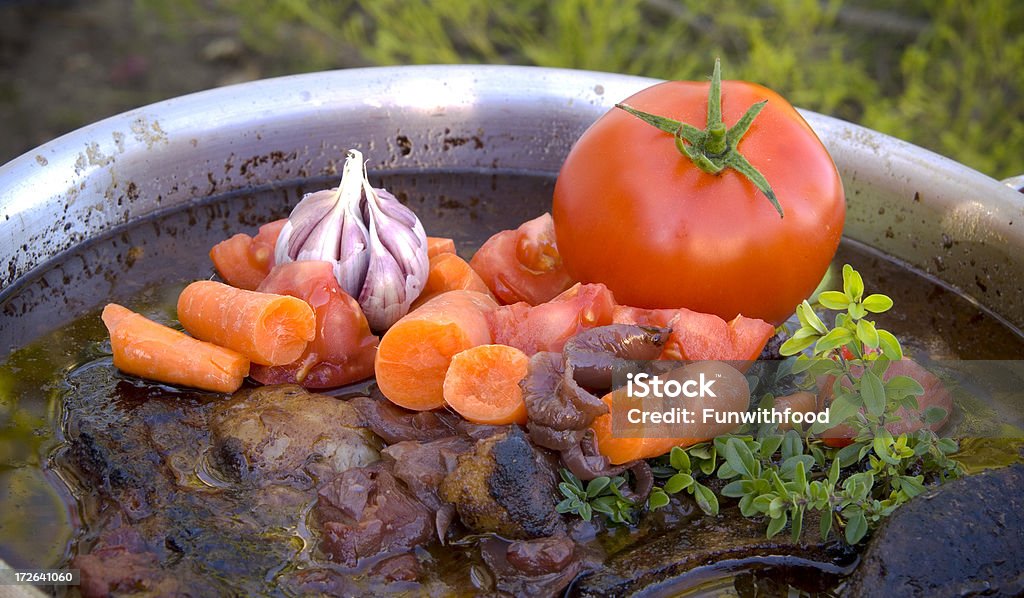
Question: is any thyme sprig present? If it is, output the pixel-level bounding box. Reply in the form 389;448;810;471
556;469;637;526
648;264;962;544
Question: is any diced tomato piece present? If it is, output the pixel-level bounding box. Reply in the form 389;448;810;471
252;261;378;388
817;358;953;446
612;305;773;363
427;236;457;258
488;283;616;354
209;219;287;290
469;213;575;305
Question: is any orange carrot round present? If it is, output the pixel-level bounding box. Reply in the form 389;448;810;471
443;344;529;425
176;280;315;366
102;303;249;393
413;252;494;309
375;290;497;411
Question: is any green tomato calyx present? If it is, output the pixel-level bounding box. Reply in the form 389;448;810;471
615;58;784;218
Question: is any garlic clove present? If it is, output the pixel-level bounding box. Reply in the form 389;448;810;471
333;199;370;297
358;181;429;330
358;228;409;330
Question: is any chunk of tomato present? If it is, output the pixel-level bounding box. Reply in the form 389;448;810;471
469;213;575;305
816;358;953;447
612;305;773;364
252;261;378;388
209;218;286;290
488;283;616;355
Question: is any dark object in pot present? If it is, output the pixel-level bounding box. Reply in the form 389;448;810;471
210;384;381;487
441;426;563;539
570;503;853;596
847;463;1024;597
317;463;436;568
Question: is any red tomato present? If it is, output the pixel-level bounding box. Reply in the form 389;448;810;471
252;261;378;388
470;213;575;306
817;358;952;446
487;283;616;354
552;65;845;325
612;305;773;365
209;219;286;290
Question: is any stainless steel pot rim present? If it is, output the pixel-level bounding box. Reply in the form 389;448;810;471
1;64;1022;331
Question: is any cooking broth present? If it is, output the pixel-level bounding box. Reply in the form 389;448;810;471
1;170;1022;594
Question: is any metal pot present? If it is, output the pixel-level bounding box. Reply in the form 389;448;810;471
1;65;1023;594
2;65;1022;335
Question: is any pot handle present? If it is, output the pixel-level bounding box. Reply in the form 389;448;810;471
1002;175;1024;193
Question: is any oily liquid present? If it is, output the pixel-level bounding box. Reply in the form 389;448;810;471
1;170;1022;591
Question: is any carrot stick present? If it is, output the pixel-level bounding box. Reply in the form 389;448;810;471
375;290;497;411
176;280;316;366
591;361;751;464
412;252;494;309
443;344;529;425
427;236;457;258
102;303;249;393
589;392;673;465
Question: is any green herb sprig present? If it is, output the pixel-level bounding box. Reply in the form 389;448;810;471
648;445;719;515
779;265;961;480
648;264;961;544
556;469;637;526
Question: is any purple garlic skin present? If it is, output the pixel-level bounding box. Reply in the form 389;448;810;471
274;149;429;330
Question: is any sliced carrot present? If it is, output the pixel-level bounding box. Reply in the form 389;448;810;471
375;290;497;411
176;280;315;366
591;361;752;464
412;252;494;309
102;303;249;393
590;392;675;465
443;344;529;425
209;219;286;290
427;236;457;258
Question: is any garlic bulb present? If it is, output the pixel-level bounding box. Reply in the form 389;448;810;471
274;149;429;330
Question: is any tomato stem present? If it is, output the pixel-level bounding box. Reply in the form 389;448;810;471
615;58;784;218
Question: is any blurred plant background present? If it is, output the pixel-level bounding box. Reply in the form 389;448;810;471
1;0;1021;179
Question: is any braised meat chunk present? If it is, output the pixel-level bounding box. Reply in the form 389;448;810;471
210;384;381;487
317;463;435;567
441;426;563;539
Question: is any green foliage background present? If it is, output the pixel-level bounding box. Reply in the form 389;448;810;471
144;0;1022;179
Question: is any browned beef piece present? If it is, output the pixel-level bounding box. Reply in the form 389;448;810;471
74;522;182;597
317;463;434;567
209;384;381;487
382;436;474;511
382;435;475;541
61;370;385;596
480;535;581;597
369;553;423;582
441;426;563;539
347;393;463;443
506;534;577;576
